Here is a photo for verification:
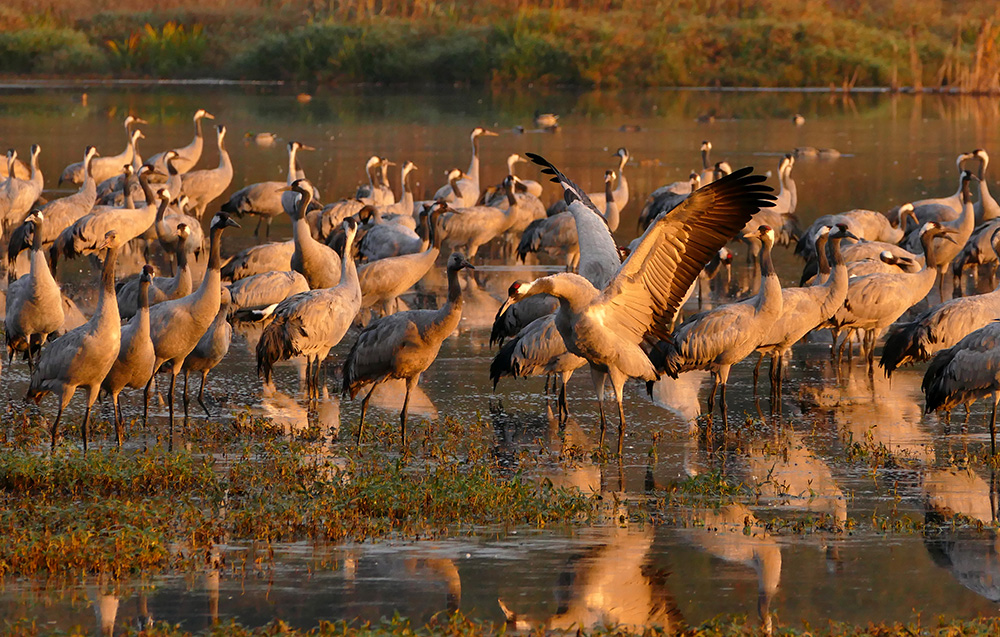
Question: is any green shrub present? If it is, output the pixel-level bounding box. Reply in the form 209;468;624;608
0;27;105;74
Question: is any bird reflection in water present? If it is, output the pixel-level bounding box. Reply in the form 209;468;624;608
498;527;683;633
924;467;1000;603
86;579;120;637
801;364;933;462
683;504;782;635
744;431;848;528
260;384;340;437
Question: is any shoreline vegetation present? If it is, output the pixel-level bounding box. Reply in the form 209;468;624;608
0;1;999;93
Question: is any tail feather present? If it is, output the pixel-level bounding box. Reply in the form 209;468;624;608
922;347;959;413
516;218;547;262
879;321;921;377
490;339;520;390
255;317;292;384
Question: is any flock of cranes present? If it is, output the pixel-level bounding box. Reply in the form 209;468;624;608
5;107;1000;454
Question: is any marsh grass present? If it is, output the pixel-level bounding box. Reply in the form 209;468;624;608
7;612;1000;636
0;414;598;577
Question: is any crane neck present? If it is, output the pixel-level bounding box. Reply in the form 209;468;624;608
504;181;516;207
287;146;298;185
155;197;170;223
701;148;710;171
814;234;830;278
175;235;190;270
829;236;846;267
194;115;205;140
759;238;777;280
31;217;44;253
207;226;224;272
137;277;152;311
95;244;121;319
29;149;41;183
338;231;359;292
449;176;463;201
139;171;156;205
446;265;464;304
920;231;942;269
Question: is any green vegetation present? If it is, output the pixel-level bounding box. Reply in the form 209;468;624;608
0;414;598;577
8;612;1000;636
0;1;998;90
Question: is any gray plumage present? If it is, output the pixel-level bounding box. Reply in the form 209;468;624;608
905;153;973;229
5;212;65;367
502;158;774;450
227;270;308;314
345;252;474;445
970;149;1000;225
54;166;160;262
517;212;579;270
756;225;853;392
59;116;143;185
357;209;439;318
27;230;124;450
0;145;43;231
657;226;783;423
829;222;958;371
432;128;498;206
145;213;239;435
146;109;215;175
8;146;98;263
547;148;630;216
155;193;204;263
221;240;294;282
881;278;1000;377
183;287;233;417
257;219;361;398
796;205;915;261
102;264;156;444
117;223;193;319
285;179;342;289
221;140;312;239
637;172;699;232
923;321;1000;452
179;125;232;219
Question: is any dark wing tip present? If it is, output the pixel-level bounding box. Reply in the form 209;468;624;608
525;152;601;210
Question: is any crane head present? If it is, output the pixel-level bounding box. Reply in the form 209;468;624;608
211;212;241;231
195;109;215;120
701;140;712;151
176;223;191;238
447;252;474;272
158;188;171;201
496;280;532;320
756;225;775;245
97;230;121;251
472;127;498;139
140;264;155;282
831;223;859;241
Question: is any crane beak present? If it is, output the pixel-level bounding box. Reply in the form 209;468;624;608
300;144;316;151
842;230;860;242
482;130;499;137
134;117;149;125
460;259;475;270
203;112;216;119
496;297;516;321
225;217;241;229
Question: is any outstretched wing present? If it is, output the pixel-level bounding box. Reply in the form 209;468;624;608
596;166;775;345
527;153;621;289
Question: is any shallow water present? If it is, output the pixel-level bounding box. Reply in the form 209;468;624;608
3;85;1000;633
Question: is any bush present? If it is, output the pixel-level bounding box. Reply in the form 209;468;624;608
0;27;105;74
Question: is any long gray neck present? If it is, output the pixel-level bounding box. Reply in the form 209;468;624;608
815;234;830;278
95;245;120;318
447;266;463;303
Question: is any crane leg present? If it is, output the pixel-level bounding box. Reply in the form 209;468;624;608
558;373;569;421
266;217;272;241
357;383;378;444
400;377;415;447
167;372;176;450
113;395;123;448
590;367;608;448
610;368;628;456
707;374;719;414
198;372;211;418
182;370;190;421
719;382;728;430
143;376;152;428
254;216;263;239
991;394;998;456
50;402;65;451
752;354;762;394
81;403;91;453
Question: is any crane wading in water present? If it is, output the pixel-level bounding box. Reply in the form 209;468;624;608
496;154;775;453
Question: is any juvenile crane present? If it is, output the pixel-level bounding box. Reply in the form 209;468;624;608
498;156;774;451
257;219;361;398
345;252;475;445
27;230;124;450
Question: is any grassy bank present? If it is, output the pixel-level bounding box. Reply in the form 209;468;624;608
0;414;599;578
0;1;998;90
